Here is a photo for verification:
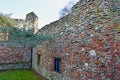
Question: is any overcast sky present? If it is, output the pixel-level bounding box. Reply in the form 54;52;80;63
0;0;79;28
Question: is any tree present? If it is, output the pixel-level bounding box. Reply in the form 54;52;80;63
0;13;14;27
59;0;76;18
0;13;15;41
0;13;54;46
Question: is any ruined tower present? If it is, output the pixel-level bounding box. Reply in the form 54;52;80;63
14;12;39;34
25;12;39;34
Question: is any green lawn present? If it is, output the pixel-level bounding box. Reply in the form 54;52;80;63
0;70;41;80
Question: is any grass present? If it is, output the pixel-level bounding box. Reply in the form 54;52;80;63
0;70;42;80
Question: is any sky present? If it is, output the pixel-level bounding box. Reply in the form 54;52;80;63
0;0;79;29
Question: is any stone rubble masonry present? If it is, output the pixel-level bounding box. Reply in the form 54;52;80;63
33;0;120;80
13;12;39;34
0;42;32;70
0;12;39;41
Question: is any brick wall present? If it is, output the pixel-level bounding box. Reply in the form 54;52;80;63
0;42;32;70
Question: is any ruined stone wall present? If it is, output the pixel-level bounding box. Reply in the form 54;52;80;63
0;42;32;70
33;0;120;80
0;12;39;41
13;12;39;34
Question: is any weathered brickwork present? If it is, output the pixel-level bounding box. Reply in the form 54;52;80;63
0;42;32;70
33;0;120;80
